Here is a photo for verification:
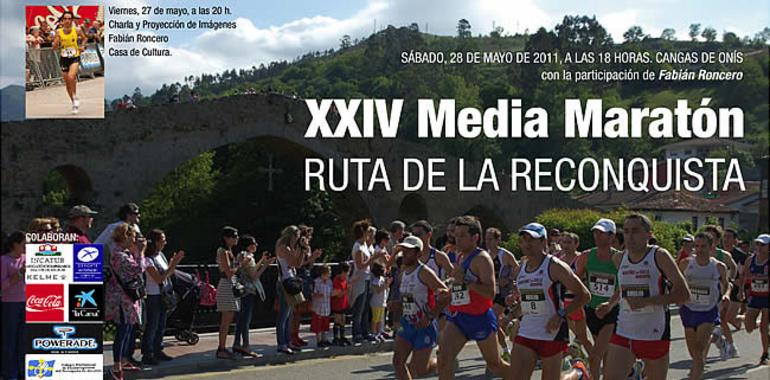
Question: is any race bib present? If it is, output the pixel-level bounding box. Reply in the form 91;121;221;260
621;286;654;313
451;284;470;306
402;293;418;316
751;278;769;293
689;286;712;306
520;290;547;316
61;47;77;58
589;274;615;298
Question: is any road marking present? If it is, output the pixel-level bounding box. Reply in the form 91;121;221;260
746;365;770;374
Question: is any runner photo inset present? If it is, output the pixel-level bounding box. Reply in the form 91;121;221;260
25;5;105;118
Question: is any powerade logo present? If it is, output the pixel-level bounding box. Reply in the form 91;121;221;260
27;359;55;378
36;244;60;256
32;325;98;351
73;244;103;282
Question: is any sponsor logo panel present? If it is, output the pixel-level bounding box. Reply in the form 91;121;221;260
25;354;102;380
25;244;73;283
26;284;66;323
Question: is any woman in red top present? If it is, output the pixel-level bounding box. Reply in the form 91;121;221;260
332;262;351;346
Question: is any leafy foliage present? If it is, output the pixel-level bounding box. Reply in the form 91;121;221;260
501;208;691;258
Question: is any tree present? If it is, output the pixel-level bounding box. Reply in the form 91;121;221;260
408;22;420;32
701;27;717;42
490;25;505;38
660;28;676;41
753;27;770;45
722;32;741;47
689;23;701;41
457;19;472;38
554;15;612;48
339;34;351;49
623;26;646;43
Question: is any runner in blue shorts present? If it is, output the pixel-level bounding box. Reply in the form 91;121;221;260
437;216;509;379
677;232;729;379
392;236;450;380
738;234;769;365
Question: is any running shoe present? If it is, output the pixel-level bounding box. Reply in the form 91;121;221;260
72;97;80;115
727;342;740;358
710;326;722;344
501;349;511;363
627;360;644;380
568;342;588;362
760;352;769;365
718;336;728;361
109;368;124;380
570;359;591;380
562;356;574;372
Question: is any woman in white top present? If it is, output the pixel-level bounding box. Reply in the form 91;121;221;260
350;221;386;343
215;227;249;359
275;225;303;354
141;229;184;365
233;235;274;357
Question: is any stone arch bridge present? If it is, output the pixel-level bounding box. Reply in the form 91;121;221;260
1;93;581;235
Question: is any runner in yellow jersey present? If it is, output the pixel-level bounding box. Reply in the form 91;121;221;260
52;11;88;114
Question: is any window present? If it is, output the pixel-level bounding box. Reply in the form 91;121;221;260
718;217;725;227
654;215;662;221
691;216;698;230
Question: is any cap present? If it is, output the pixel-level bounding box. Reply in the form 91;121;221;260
222;226;239;238
397;235;424;251
591;218;616;234
754;234;770;245
682;234;694;242
519;223;547;239
68;205;98;218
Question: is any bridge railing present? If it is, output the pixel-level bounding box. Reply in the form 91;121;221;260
100;262;343;339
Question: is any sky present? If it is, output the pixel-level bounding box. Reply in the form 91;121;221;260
2;0;768;99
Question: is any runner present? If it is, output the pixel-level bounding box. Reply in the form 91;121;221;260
509;223;590;380
601;214;690;380
557;232;593;357
411;220;454;336
486;227;520;361
703;225;740;359
738;234;769;365
392;236;450;379
723;228;749;330
437;215;510;380
52;11;88;114
677;232;729;380
441;217;459;264
573;218;620;380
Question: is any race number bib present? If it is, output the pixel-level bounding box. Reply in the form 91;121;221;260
451;284;470;306
689;286;712;306
401;293;418;316
520;290;547;316
621;286;654;313
61;47;77;58
751;278;769;293
588;274;615;298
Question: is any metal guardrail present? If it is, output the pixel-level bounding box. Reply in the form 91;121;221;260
26;43;104;89
102;262;343;339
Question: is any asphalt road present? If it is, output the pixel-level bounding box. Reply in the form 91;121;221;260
163;314;770;380
26;77;104;118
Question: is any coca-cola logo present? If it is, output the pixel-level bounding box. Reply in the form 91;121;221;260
26;284;65;322
27;295;64;310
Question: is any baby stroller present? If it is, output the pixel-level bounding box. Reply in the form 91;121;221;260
166;269;202;345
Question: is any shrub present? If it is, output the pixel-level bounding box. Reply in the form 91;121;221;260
501;208;690;258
